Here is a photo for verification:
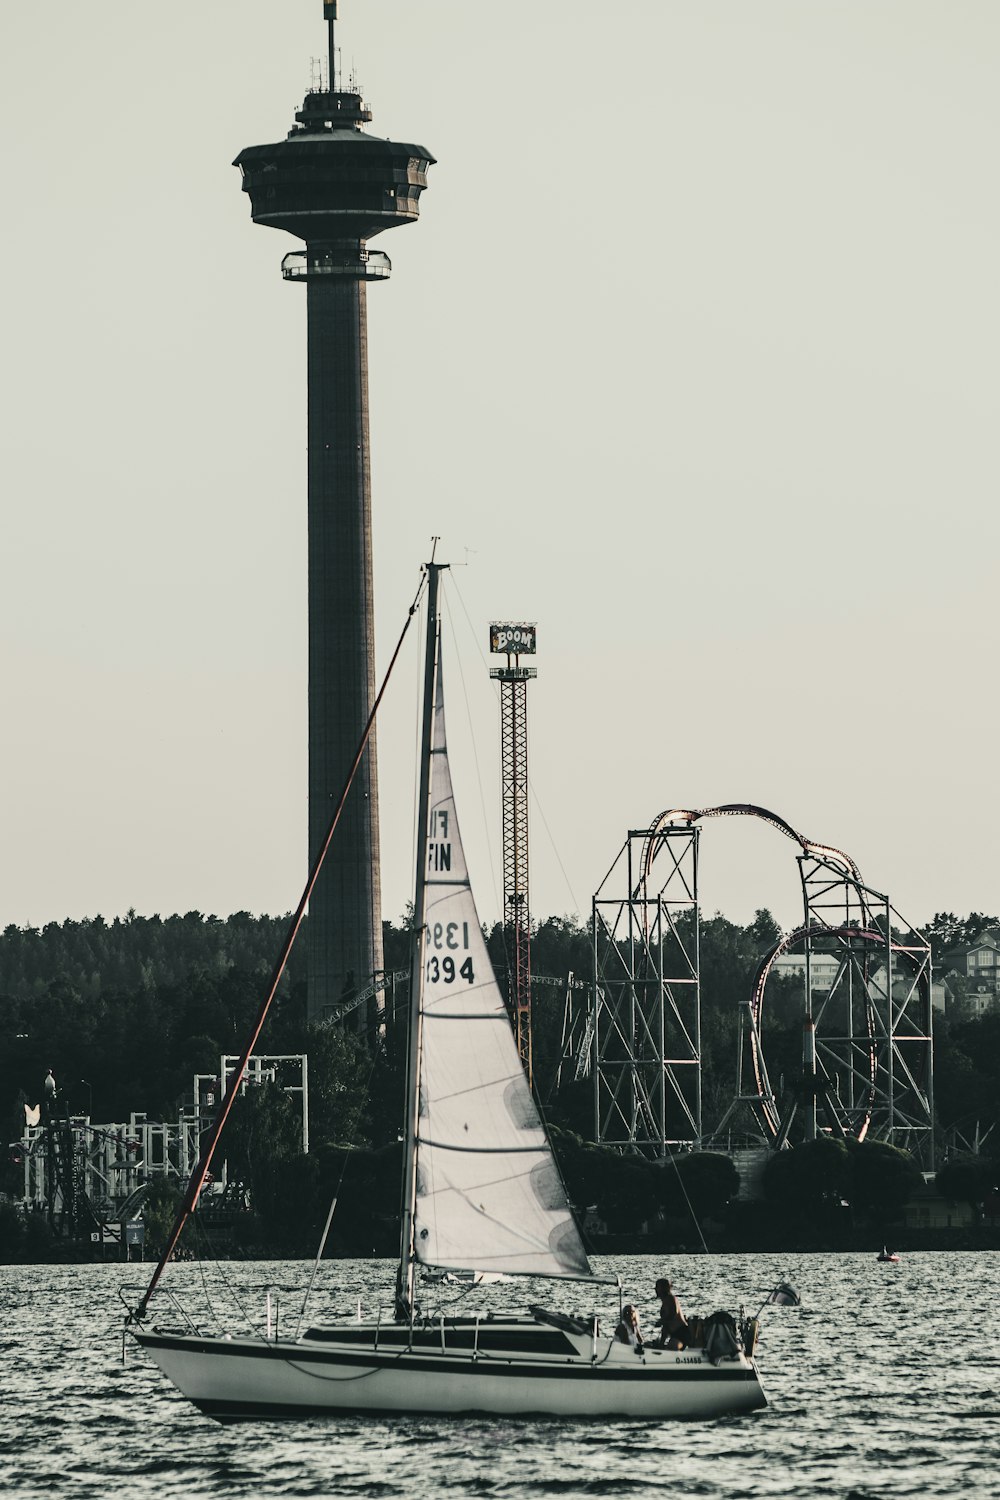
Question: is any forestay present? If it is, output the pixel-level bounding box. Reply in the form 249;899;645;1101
412;651;591;1279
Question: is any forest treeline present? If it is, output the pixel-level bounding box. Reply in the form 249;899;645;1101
2;906;998;1151
0;900;995;1254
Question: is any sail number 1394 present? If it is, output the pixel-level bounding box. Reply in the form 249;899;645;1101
425;921;475;985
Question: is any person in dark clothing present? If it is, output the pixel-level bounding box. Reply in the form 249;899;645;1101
654;1276;689;1349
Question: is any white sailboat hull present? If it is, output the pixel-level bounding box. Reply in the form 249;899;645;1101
135;1319;766;1423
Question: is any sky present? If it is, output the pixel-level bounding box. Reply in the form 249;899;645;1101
2;1;998;940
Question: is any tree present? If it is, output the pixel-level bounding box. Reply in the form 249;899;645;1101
748;909;782;952
549;1128;660;1230
0;1202;25;1262
924;911;1000;966
849;1140;922;1214
936;1154;995;1211
297;1024;371;1148
221;1082;303;1224
763;1136;852;1208
142;1178;185;1255
658;1151;740;1219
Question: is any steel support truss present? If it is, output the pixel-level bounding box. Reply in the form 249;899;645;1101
21;1113;204;1226
713;851;934;1165
594;802;934;1167
17;1054;314;1223
545;971;591;1095
592;826;702;1154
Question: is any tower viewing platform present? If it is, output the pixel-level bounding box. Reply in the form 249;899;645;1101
233;87;433;258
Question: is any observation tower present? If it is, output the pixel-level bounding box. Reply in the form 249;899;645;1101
234;3;433;1022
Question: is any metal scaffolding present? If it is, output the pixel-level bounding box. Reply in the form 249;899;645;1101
631;805;934;1166
592;825;702;1154
591;803;934;1166
760;853;933;1160
20;1110;205;1229
548;972;592;1094
15;1054;310;1229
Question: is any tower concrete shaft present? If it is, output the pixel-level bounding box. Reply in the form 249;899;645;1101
235;61;433;1024
306;272;380;1022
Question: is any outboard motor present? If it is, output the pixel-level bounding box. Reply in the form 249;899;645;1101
702;1311;741;1365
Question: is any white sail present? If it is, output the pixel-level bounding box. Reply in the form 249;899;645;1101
412;652;592;1279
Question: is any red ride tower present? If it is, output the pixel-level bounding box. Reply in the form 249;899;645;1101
489;623;537;1084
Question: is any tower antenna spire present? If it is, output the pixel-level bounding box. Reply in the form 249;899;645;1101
324;1;338;91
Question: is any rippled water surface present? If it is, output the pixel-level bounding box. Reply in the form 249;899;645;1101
1;1252;996;1498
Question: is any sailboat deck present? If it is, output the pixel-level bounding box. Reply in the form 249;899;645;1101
140;1310;760;1374
303;1317;579;1356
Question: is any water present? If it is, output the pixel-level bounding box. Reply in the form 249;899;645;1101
0;1252;995;1499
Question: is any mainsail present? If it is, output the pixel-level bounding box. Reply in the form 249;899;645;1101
411;649;591;1279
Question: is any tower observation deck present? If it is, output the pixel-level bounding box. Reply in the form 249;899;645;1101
234;4;433;1023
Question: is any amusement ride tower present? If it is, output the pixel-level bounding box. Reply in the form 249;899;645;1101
234;3;433;1021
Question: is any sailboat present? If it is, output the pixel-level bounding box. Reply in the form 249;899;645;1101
129;562;766;1421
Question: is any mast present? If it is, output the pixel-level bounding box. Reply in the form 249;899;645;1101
397;556;447;1318
324;0;337;89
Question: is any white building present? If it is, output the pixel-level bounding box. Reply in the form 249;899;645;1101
770;953;844;990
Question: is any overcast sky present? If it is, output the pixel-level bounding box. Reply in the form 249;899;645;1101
2;1;998;939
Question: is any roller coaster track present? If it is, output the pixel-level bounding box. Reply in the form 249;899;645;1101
747;924;885;1140
593;795;934;1156
635;802;873;1134
638;804;864;891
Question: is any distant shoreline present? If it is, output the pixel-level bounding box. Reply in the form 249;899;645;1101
5;1227;1000;1267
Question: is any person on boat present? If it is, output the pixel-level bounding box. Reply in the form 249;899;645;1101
654;1277;689;1349
614;1304;644;1351
683;1314;705;1349
394;1267;412;1323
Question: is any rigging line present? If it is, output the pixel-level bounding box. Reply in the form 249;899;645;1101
191;1214;222;1332
664;1151;710;1256
287;1347;411;1382
134;569;429;1320
190;1193;267;1341
212;1231;264;1342
295;1043;383;1337
296;1195;338;1339
528;775;583;917
408;592;425;923
441;584;502;920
